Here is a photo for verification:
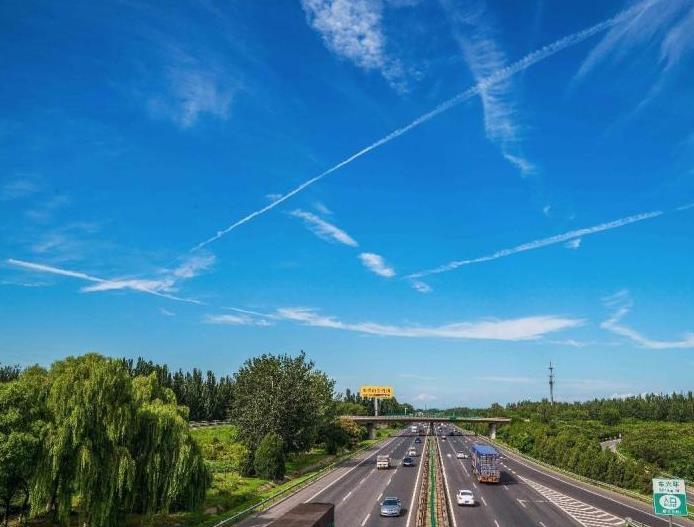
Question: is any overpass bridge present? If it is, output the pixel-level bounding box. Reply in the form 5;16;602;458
344;415;511;439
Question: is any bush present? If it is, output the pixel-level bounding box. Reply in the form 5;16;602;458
254;432;285;481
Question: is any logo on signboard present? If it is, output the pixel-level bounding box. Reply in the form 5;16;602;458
652;478;688;517
359;385;394;399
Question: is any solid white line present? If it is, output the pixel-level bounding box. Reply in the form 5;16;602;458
307;435;397;501
361;513;371;526
481;495;488;506
342;490;353;502
494;520;500;527
406;434;427;527
437;437;459;527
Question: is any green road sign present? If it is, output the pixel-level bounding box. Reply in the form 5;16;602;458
652;478;688;516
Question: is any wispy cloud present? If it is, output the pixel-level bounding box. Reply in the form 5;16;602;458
600;290;694;349
313;201;333;215
271;307;583;341
290;209;359;247
300;0;405;89
191;4;642;251
414;393;438;402
0;175;42;201
442;0;534;175
203;313;274;326
577;0;693;79
160;308;176;317
409;210;662;279
411;280;432;293
6;256;211;305
359;252;395;278
564;238;582;250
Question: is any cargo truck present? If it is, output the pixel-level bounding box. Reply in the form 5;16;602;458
267;502;334;527
471;444;500;483
376;455;391;469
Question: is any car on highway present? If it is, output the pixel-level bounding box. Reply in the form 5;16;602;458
407;447;417;456
402;456;415;467
456;451;468;459
380;497;402;517
414;437;422;443
441;435;446;441
456;489;475;506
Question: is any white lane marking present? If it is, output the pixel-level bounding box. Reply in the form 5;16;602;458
503;485;509;490
387;477;393;485
472;481;478;489
378;492;383;501
306;434;398;501
494;520;500;527
406;434;427;527
493;444;690;527
342;490;353;502
522;476;623;527
516;497;526;508
539;522;547;527
481;495;488;506
361;513;371;526
437;437;458;527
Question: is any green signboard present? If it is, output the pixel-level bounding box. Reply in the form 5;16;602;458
652;478;688;517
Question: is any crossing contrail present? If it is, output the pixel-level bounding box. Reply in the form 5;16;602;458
191;1;655;252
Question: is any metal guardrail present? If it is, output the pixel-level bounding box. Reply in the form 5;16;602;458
208;435;391;527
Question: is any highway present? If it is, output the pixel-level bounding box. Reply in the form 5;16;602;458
239;425;694;527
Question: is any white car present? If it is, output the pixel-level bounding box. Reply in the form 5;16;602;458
456;451;468;459
456;489;475;506
407;448;417;457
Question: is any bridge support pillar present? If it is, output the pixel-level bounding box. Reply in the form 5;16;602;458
367;423;376;440
489;422;497;440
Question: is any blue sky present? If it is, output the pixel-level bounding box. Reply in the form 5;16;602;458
2;0;693;407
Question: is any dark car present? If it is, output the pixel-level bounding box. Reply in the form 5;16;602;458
414;437;422;443
403;456;416;467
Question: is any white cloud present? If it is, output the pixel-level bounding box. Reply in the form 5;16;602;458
542;205;552;217
290;209;359;247
0;175;41;201
411;280;432;293
359;252;395;277
160;308;176;317
190;3;639;251
170;253;216;279
6;258;204;305
266;193;283;202
149;65;234;129
410;210;663;279
272;306;583;341
313;201;333;215
600;290;694;349
577;0;694;78
564;238;582;250
442;0;534;175
415;393;438;402
300;0;404;89
203;313;273;326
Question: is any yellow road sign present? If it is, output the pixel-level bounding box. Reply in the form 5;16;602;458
359;385;394;399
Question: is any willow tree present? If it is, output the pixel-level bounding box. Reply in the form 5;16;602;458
31;354;136;527
31;354;209;527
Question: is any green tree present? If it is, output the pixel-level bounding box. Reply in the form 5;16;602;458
230;352;335;464
0;367;48;526
254;432;285;481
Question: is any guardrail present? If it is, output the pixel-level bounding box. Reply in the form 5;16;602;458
208;434;392;527
488;438;694;521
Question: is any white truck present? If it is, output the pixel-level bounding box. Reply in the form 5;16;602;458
376;455;391;469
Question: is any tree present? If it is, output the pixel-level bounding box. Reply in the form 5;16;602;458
600;407;621;426
30;354;210;527
0;367;48;526
254;432;285;480
230;352;335;462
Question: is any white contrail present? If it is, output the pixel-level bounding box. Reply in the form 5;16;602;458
190;3;652;252
408;210;663;279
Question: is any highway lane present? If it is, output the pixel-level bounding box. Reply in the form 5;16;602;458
461;434;694;527
238;429;425;527
439;433;575;527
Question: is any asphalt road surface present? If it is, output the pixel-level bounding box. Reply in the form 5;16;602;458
238;427;694;527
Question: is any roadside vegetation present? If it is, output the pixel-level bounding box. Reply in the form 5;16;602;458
480;394;694;494
0;354;411;527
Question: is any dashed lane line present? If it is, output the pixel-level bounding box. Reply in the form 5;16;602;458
342;491;353;502
481;495;488;506
494;520;500;527
361;513;370;526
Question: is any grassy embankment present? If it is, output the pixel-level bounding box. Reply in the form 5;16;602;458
145;424;397;527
